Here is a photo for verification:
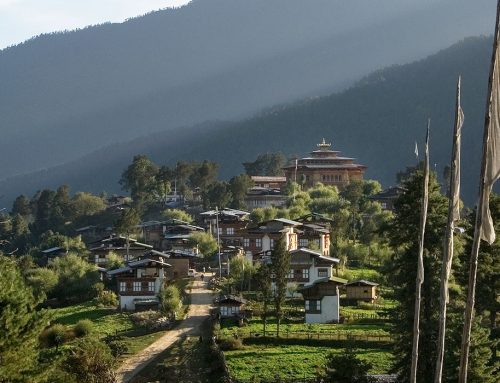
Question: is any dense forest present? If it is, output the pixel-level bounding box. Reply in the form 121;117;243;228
0;36;495;205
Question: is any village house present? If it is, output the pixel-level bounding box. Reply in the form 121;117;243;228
345;280;379;303
162;249;198;279
287;248;340;287
88;234;153;266
161;223;205;254
217;295;248;318
299;276;347;324
283;138;366;189
368;186;405;211
240;218;301;259
107;254;171;311
250;175;287;189
200;208;250;248
40;246;67;265
244;186;287;210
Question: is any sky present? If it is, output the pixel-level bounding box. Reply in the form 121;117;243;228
0;0;192;49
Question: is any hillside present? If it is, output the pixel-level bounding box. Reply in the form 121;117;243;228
0;0;496;179
0;36;493;205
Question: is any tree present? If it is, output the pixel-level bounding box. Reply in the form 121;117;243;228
70;192;106;219
0;256;49;382
115;208;141;261
229;174;253;209
189;160;218;191
229;255;255;292
119;155;159;209
49;254;100;303
255;262;272;336
161;208;193;223
188;232;218;257
202;181;232;209
62;338;116;383
24;267;59;299
323;345;373;383
105;252;125;270
243;152;286;176
386;171;448;382
11;194;31;217
159;285;181;320
31;189;56;235
271;235;290;337
154;165;173;207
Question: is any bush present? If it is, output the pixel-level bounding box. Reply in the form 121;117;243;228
63;338;116;383
41;324;69;348
104;335;129;357
130;310;162;328
74;319;93;337
219;336;243;351
95;290;118;307
159;285;181;319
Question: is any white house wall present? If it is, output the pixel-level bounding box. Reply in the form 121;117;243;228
305;295;339;324
120;295;158;311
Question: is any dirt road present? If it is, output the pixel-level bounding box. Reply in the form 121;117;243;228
116;276;214;383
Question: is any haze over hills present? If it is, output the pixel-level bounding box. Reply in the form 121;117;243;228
0;36;493;206
0;0;496;180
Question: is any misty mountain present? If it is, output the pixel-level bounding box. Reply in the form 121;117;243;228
0;0;496;180
0;36;493;206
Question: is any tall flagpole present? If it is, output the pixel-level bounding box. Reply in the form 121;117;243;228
434;77;464;383
459;1;500;381
410;121;430;383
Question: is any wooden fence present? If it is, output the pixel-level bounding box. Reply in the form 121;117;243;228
229;329;393;343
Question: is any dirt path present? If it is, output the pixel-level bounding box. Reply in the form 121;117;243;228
116;275;214;383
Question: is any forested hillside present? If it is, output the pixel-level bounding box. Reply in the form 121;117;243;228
0;0;495;179
0;36;493;205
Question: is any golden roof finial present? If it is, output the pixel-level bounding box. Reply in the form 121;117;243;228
317;138;332;149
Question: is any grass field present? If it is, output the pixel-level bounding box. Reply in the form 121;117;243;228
224;344;393;381
219;317;390;337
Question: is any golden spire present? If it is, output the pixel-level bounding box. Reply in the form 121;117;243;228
317;138;332;149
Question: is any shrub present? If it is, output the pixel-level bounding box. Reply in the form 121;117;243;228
63;338;116;383
41;324;69;348
104;335;129;357
219;336;243;351
74;319;93;337
130;310;162;328
95;290;118;307
159;285;181;319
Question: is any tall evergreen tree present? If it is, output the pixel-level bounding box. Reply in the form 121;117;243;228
386;171;448;382
0;256;49;382
271;235;290;337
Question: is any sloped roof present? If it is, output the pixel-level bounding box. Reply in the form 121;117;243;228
345;279;379;287
298;276;348;290
217;294;248;305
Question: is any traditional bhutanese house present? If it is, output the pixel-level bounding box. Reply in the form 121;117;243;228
288;248;340;287
345;280;379;303
217;295;248;318
163;249;199;278
41;246;67;265
89;235;153;266
107;255;171;311
241;218;301;259
244;187;287;211
200;208;250;248
368;186;405;212
250;176;287;189
137;220;165;248
161;224;205;254
296;223;331;256
283;139;366;189
75;225;112;243
299;276;347;323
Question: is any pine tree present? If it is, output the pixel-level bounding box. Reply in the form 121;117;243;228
0;256;49;382
386;171;448;382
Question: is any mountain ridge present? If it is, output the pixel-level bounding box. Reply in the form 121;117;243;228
0;36;493;206
0;0;495;179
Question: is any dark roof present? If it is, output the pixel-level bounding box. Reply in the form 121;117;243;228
217;295;247;305
370;186;405;200
298;276;348;291
346;279;379;287
290;248;340;263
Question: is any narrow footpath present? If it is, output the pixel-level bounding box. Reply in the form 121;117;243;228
116;275;214;383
